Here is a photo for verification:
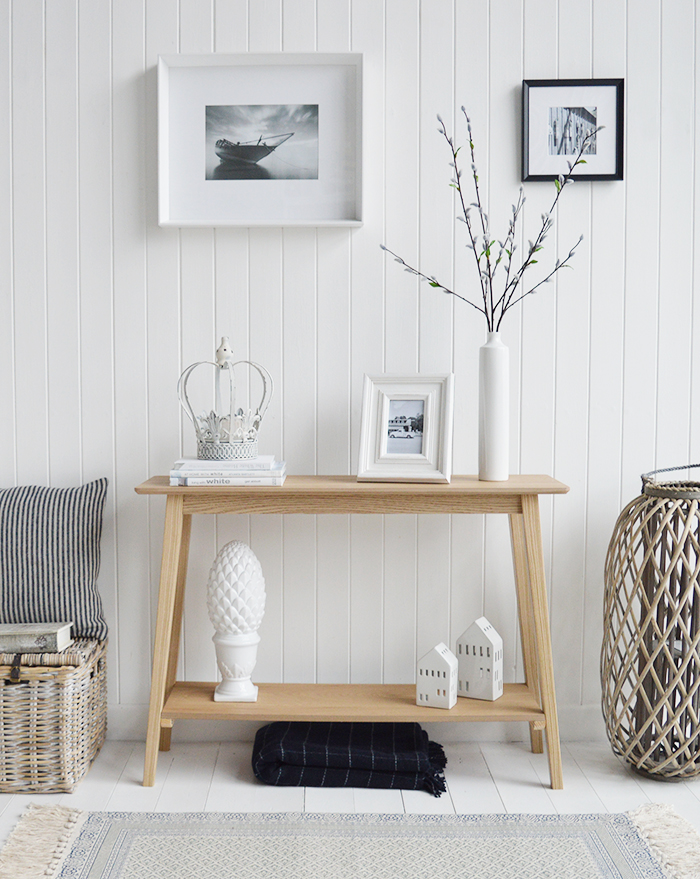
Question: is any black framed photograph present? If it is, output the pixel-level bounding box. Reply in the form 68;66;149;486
522;78;623;182
158;53;363;226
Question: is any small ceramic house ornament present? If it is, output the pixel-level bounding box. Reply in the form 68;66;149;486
456;617;503;701
416;642;458;709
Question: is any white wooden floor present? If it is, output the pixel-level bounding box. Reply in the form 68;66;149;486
3;739;700;845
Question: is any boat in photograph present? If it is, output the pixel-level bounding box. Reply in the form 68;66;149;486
215;132;294;165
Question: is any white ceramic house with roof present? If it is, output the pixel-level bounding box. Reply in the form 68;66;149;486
416;642;458;709
456;617;503;701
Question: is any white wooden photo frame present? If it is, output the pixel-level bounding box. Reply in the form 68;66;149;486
158;53;363;227
357;375;454;483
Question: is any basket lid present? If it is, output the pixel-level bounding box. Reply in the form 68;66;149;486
641;464;700;499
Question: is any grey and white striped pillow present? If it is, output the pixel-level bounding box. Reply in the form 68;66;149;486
0;478;108;640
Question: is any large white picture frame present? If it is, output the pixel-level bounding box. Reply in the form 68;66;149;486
357;375;454;483
158;53;363;227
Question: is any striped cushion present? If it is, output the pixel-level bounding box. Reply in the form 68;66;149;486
0;479;108;640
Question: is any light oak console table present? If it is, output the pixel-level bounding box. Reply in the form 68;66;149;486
135;474;569;789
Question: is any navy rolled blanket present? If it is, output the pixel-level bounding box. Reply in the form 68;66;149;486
252;721;447;797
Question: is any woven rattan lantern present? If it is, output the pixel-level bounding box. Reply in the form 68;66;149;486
602;465;700;780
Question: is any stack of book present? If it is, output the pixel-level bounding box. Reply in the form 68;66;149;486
169;456;286;486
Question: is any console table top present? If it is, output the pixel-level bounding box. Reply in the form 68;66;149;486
136;474;569;496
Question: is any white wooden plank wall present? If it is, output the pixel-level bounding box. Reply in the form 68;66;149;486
0;0;698;741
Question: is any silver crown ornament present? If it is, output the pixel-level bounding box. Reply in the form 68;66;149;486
178;337;273;461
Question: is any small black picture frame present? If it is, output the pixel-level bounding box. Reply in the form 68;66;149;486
522;78;624;182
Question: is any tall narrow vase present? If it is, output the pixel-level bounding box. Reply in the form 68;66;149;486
478;332;509;482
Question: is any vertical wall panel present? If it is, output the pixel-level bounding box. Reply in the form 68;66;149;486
318;0;349;50
517;0;558;684
112;0;150;705
316;228;351;682
210;4;252;570
144;0;180;691
350;0;386;683
178;0;218;684
246;0;285;687
580;0;627;708
620;0;661;499
481;0;524;682
315;0;352;684
692;3;700;462
316;247;352;674
249;228;284;683
0;1;13;484
382;0;419;691
214;0;248;52
549;0;593;708
77;0;118;703
384;0;419;375
449;0;489;661
656;0;694;465
12;1;48;484
179;227;218;683
282;230;318;681
315;0;352;682
45;0;81;484
414;0;454;672
280;2;319;683
3;0;700;742
249;0;282;51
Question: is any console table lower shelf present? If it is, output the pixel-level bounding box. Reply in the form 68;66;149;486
161;682;546;727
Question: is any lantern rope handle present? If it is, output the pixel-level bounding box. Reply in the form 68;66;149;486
641;464;700;498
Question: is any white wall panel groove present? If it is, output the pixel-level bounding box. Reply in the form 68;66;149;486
2;0;698;740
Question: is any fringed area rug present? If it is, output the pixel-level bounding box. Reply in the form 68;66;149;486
1;803;699;879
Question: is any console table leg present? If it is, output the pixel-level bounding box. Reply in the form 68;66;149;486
144;495;186;786
521;494;563;789
159;513;192;753
509;512;544;755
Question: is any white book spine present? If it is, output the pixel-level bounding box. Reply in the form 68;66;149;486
170;475;287;486
172;456;277;471
170;466;285;479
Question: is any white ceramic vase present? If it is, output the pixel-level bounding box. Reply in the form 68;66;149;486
206;540;266;702
478;331;509;482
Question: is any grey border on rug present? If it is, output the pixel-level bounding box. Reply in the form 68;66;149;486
1;803;699;879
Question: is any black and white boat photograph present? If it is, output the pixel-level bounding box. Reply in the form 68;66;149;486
205;104;319;180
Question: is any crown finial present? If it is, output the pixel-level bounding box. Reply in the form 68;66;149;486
177;340;273;461
215;336;234;367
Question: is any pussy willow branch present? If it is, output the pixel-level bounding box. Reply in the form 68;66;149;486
492;129;593;328
382;109;599;332
379;245;488;320
437;115;491;322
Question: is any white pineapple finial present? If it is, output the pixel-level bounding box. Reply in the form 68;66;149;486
206;540;266;702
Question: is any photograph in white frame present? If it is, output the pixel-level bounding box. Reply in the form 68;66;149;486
158;53;362;226
357;375;454;483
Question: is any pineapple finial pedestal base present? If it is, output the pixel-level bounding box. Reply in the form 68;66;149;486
212;632;260;702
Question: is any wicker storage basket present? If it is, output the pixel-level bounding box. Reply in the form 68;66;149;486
0;639;107;792
602;466;700;780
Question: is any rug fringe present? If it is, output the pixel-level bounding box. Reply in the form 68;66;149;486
0;804;84;879
629;803;700;879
